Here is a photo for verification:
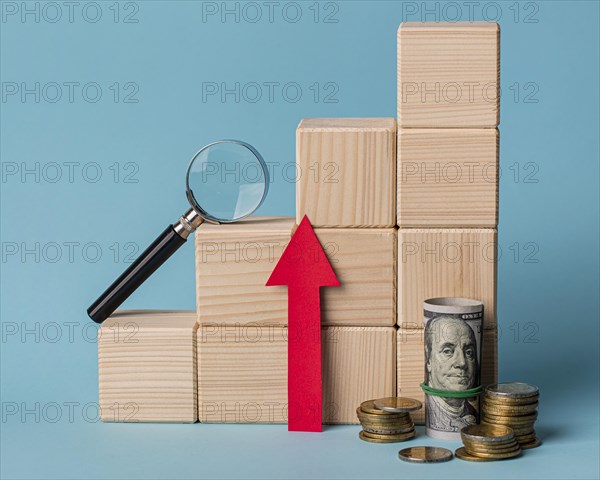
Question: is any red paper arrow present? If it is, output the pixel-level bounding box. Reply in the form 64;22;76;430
266;215;340;432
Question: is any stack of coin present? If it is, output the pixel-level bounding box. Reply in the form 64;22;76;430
356;397;422;443
456;423;522;462
481;382;541;449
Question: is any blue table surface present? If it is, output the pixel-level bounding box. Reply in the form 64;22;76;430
2;399;599;480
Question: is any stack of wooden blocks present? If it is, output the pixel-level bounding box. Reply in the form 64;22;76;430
97;21;499;426
396;22;500;423
194;117;398;425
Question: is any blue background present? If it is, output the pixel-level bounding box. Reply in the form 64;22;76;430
1;1;598;478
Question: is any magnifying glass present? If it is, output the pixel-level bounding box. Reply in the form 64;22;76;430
87;140;269;323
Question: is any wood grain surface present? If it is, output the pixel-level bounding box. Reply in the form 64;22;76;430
197;325;396;424
398;128;499;227
398;228;497;329
195;217;294;326
314;228;396;326
398;22;500;127
98;310;198;423
296;118;396;228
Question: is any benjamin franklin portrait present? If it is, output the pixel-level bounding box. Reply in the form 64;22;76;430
424;315;479;432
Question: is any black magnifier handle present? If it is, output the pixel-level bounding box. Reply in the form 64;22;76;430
87;209;204;324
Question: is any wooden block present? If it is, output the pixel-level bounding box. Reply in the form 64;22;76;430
323;327;396;424
195;217;294;325
398;229;497;329
98;310;198;423
296;118;396;228
398;128;499;227
397;328;498;424
314;228;396;326
197;325;396;424
197;323;287;423
398;22;499;127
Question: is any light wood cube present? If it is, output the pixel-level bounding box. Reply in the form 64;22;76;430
398;229;497;329
397;328;498;424
323;327;396;424
398;128;498;227
314;228;396;326
398;22;499;127
98;310;198;423
296;118;396;228
197;323;287;423
195;217;294;326
197;325;396;424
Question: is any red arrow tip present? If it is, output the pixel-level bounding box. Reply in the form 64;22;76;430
266;215;340;288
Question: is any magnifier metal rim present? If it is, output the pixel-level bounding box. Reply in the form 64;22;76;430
185;140;270;224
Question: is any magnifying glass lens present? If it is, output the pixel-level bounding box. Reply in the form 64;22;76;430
89;140;269;323
187;141;268;222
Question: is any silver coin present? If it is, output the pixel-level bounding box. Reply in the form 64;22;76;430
373;397;422;413
486;383;539;399
398;446;453;463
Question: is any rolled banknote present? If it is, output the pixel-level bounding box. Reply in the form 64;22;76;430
423;298;484;441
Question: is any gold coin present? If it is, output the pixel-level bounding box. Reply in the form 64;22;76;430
360;422;414;431
481;400;539;412
357;407;409;421
480;422;535;433
461;424;515;443
481;420;535;436
481;419;536;431
481;415;535;430
363;425;415;435
484;399;539;408
462;435;518;445
484;419;535;429
360;400;392;415
483;392;539;405
357;415;409;424
373;397;423;413
464;446;520;455
463;438;519;449
463;441;520;454
481;423;535;435
520;438;542;449
361;429;416;441
358;418;412;428
482;412;538;424
463;443;520;455
483;395;539;407
357;410;410;420
359;431;391;443
359;417;413;425
455;447;497;462
398;447;453;463
356;413;412;424
515;432;538;443
359;430;415;443
365;428;416;439
482;402;538;416
481;410;537;419
463;447;522;459
508;427;536;436
359;419;413;427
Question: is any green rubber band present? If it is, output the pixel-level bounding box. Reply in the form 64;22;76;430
420;383;483;399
